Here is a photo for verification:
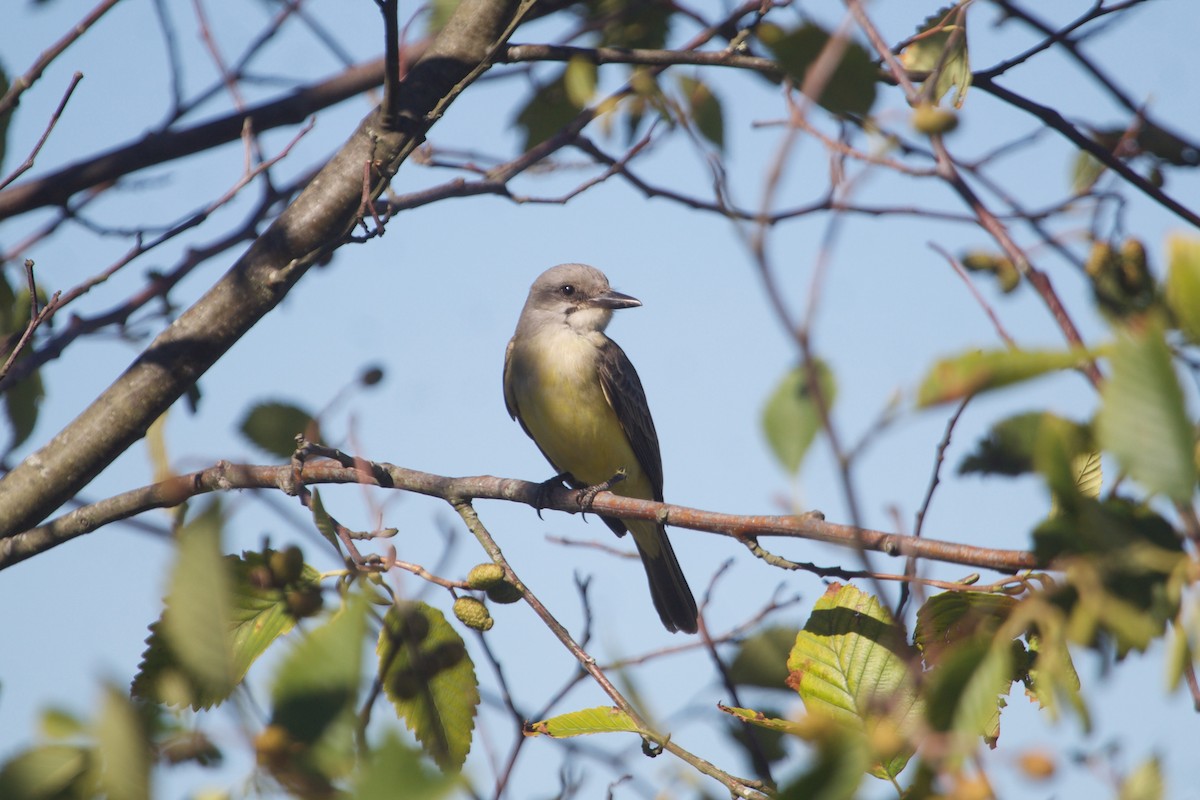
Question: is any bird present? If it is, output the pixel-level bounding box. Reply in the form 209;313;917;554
503;264;698;634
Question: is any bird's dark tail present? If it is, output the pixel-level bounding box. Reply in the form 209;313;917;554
630;521;698;634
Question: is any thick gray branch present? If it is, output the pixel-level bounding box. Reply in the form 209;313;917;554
0;0;528;538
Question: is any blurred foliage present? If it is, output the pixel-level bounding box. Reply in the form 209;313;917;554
2;0;1200;798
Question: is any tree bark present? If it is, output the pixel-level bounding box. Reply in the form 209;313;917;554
0;0;529;538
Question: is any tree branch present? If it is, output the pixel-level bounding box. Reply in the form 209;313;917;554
0;458;1041;573
0;0;534;537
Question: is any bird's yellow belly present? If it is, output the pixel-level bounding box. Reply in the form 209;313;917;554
511;338;649;495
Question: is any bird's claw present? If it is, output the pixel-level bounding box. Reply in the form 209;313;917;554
576;469;627;513
534;472;573;520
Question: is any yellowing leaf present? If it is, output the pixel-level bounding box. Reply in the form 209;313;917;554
917;348;1088;407
1165;234;1200;344
525;707;642;738
787;583;922;780
899;6;971;108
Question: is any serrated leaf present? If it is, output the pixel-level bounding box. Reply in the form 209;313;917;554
787;583;922;780
133;545;314;709
917;348;1087;407
1024;632;1087;727
762;361;835;474
959;412;1090;478
776;719;869;800
761;23;877;117
1165;234;1200;344
95;685;150;800
238;401;317;459
0;744;95;799
271;594;366;745
914;592;1017;665
354;731;459;800
378;602;478;772
161;502;235;708
1096;322;1195;500
526;706;642;738
678;75;724;150
729;626;800;689
515;73;579;152
924;637;1013;747
899;6;971;107
1119;756;1164;800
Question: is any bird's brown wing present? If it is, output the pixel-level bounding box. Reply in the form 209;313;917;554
596;338;664;502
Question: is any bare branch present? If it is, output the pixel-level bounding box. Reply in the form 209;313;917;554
0;457;1041;573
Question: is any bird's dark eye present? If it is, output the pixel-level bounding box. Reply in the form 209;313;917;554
560;284;575;296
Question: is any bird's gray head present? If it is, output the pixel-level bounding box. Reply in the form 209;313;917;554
518;263;641;335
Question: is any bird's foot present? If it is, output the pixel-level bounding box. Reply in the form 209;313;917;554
576;469;627;512
534;472;574;520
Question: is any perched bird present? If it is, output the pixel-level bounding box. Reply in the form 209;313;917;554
503;264;698;634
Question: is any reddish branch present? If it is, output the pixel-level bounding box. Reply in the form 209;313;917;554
0;458;1040;573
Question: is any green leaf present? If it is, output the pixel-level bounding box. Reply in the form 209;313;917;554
914;592;1017;665
584;0;670;50
238;401;317;459
677;75;724;150
762;360;835;474
1034;498;1184;656
1119;756;1164;800
1023;632;1087;727
4;368;44;453
776;721;869;800
788;583;922;780
1165;234;1200;344
94;685;150;800
271;594;366;745
133;550;315;709
1096;322;1195;501
526;706;642;738
309;489;340;551
354;731;459;800
0;745;95;800
760;23;878;116
1071;150;1107;194
161;502;235;708
729;626;800;689
719;704;807;737
959;412;1090;478
899;6;971;108
40;708;87;740
426;0;461;35
515;73;579;152
924;637;1013;747
564;56;596;108
916;348;1087;407
378;602;478;772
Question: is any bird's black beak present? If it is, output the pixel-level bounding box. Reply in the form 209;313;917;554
593;289;642;310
